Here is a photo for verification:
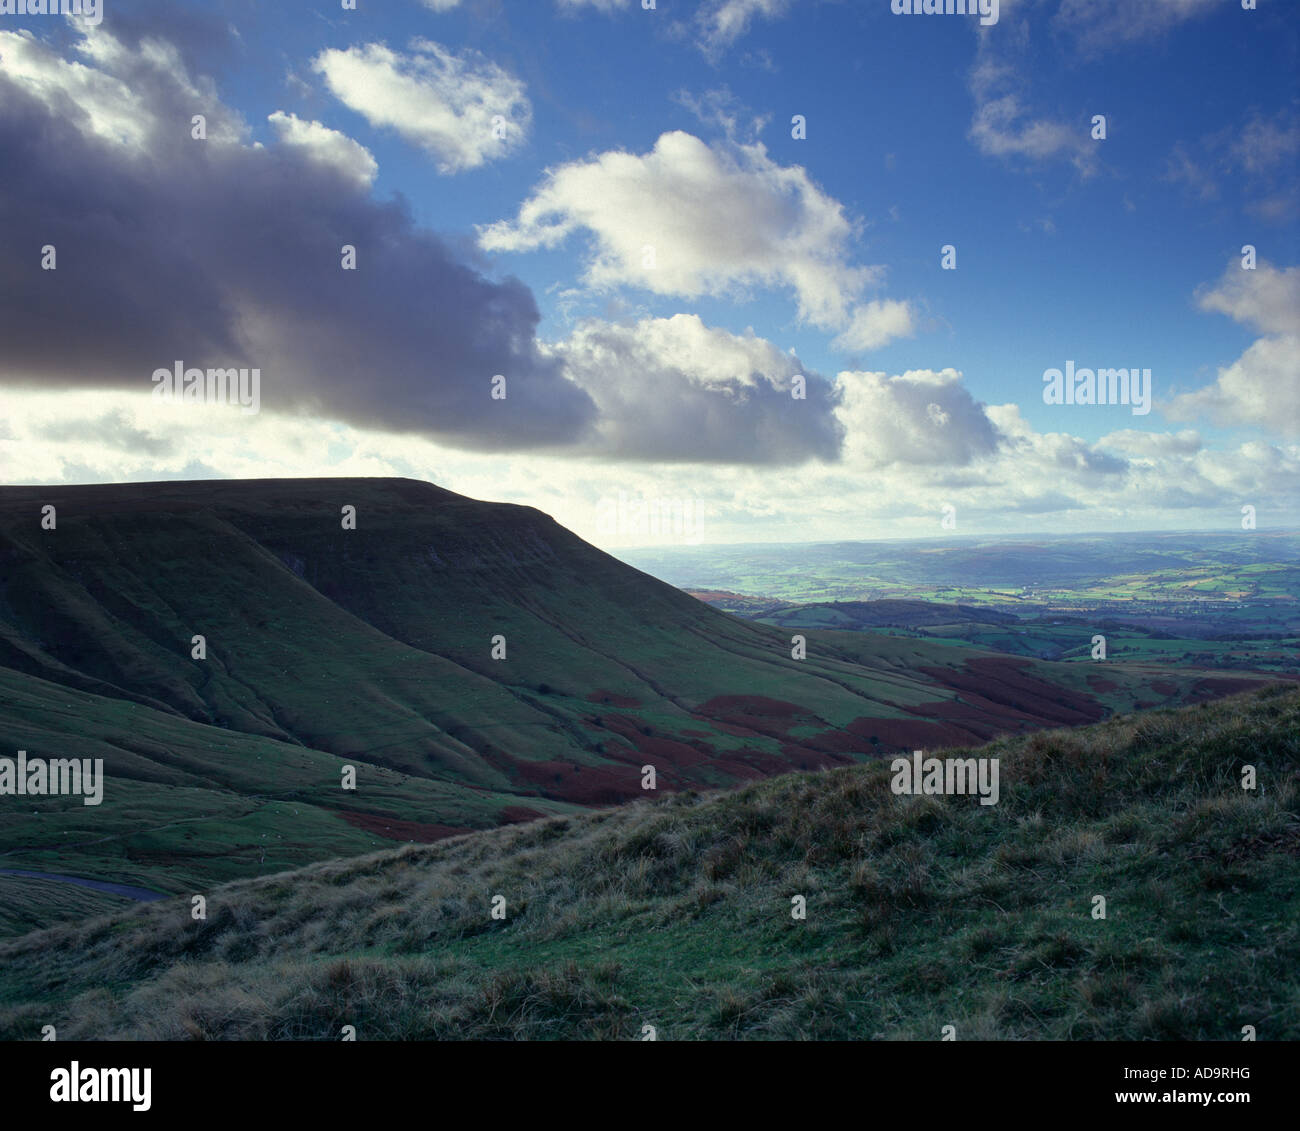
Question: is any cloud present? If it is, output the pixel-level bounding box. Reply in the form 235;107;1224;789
1164;142;1218;202
545;314;842;463
1165;262;1300;437
696;0;795;53
1195;261;1300;337
1231;113;1300;177
430;0;640;10
1167;335;1300;437
0;24;593;452
555;0;636;13
14;382;1292;545
672;85;769;142
835;368;1002;468
1165;110;1300;220
312;39;530;173
267;111;378;189
35;406;177;459
967;57;1096;172
0;22;234;153
1054;0;1220;51
80;0;244;74
832;300;916;352
985;402;1128;480
1100;429;1203;458
481;130;905;346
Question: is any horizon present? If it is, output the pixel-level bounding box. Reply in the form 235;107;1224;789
6;476;1298;549
2;0;1296;549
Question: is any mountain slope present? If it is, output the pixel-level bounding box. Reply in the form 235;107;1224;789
0;478;1275;932
0;686;1295;1040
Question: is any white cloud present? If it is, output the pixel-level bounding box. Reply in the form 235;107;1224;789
989;402;1127;478
1055;0;1220;50
556;0;633;11
267;111;377;189
835;368;1001;468
696;0;795;52
1100;429;1203;458
544;313;841;463
430;0;641;9
312;39;530;174
967;59;1096;172
1231;114;1300;177
0;25;240;152
8;383;1296;545
1167;334;1300;437
672;85;769;142
969;93;1090;165
1165;262;1300;437
832;299;916;352
1196;261;1300;337
481;130;904;346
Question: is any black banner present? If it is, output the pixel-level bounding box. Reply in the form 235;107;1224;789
0;1040;1287;1118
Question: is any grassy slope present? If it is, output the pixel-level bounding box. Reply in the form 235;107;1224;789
0;685;1295;1041
0;665;575;925
0;875;128;938
4;478;1270;934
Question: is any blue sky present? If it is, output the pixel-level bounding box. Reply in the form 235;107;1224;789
1;0;1297;545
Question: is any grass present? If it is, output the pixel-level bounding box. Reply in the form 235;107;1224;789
5;477;1271;936
0;683;1295;1040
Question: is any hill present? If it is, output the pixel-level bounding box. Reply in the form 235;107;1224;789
0;478;1275;933
0;685;1295;1040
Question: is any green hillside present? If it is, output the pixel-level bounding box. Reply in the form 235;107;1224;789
0;478;1275;934
0;685;1294;1040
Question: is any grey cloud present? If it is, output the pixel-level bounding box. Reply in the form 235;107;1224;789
0;26;595;453
547;315;844;465
36;409;177;457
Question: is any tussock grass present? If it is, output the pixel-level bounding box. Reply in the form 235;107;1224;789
0;685;1296;1040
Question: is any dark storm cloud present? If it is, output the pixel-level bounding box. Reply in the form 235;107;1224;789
0;24;596;452
91;0;245;72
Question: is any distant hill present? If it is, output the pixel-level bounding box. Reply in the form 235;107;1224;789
752;598;1017;629
626;532;1300;639
1;685;1295;1039
0;478;1275;933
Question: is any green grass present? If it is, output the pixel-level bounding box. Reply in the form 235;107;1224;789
1;684;1295;1040
7;478;1273;938
0;875;131;937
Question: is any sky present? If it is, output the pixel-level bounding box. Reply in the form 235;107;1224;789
0;0;1297;548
